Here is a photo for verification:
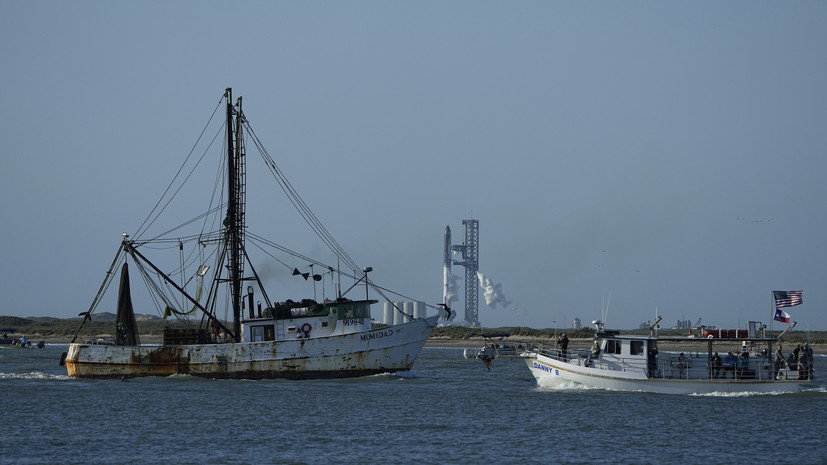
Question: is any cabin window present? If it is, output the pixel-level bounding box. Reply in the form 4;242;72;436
250;325;275;342
607;340;621;354
291;307;309;318
630;340;644;355
321;321;329;327
338;303;370;320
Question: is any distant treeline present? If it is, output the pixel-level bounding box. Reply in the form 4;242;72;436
2;315;825;344
0;315;190;337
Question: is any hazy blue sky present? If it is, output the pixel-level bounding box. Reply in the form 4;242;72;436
2;2;826;331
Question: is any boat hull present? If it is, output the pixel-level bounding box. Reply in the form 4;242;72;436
524;352;806;395
65;316;437;379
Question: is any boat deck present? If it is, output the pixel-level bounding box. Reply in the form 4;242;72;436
534;347;814;382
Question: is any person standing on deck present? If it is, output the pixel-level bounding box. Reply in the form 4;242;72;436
723;352;738;378
798;343;813;380
677;353;688;378
774;344;785;380
587;341;600;366
647;345;659;378
805;343;814;380
557;333;569;362
739;351;750;378
711;352;722;379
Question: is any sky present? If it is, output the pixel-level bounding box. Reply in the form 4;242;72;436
2;1;826;331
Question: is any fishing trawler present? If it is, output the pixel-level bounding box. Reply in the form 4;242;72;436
61;88;442;379
523;318;814;394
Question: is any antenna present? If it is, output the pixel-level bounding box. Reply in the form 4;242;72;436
602;289;612;326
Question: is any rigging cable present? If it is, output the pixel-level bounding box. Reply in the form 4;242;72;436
134;91;225;240
243;118;362;275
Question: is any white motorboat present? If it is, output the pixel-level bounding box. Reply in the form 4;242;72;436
523;320;813;394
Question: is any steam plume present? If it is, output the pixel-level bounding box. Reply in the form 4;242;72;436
477;272;511;309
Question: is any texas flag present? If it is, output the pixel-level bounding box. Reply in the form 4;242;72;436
774;308;791;323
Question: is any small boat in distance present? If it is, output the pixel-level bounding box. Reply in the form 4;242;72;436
523;318;814;394
463;332;523;364
1;330;45;349
61;89;442;379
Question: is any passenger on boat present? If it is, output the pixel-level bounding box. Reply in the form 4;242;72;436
557;333;569;362
647;346;658;378
738;351;750;378
723;352;738;378
711;352;722;379
586;341;600;367
774;344;785;379
677;353;688;378
798;343;813;380
806;343;814;379
807;343;815;380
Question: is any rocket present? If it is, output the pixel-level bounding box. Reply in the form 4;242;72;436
443;225;451;306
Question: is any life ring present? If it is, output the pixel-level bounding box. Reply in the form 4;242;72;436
301;323;312;336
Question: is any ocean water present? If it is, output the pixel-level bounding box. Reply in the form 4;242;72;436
3;346;826;465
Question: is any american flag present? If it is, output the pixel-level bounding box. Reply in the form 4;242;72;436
773;290;803;309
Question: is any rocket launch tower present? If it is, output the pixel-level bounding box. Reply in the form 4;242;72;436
443;219;480;327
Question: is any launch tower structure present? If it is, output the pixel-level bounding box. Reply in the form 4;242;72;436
453;219;479;327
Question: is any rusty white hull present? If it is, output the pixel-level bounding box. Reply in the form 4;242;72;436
65;316;438;379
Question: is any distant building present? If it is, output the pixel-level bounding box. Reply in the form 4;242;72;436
572;318;581;330
673;319;693;330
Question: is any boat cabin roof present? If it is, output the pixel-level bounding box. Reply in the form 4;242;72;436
598;333;780;344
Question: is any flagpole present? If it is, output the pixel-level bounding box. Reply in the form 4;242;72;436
770;291;774;335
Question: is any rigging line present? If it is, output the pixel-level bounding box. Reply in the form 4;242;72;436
251;160;356;273
70;247;126;343
369;286;414;320
141;205;226;244
201;139;228;238
367;281;440;312
134;92;225;239
266;158;358;271
246;232;355;278
245;121;362;273
125;241;231;334
181;244;218;289
135;122;226;240
130;253;175;314
247;142;358;271
136;229;224;247
151;239;203;285
245;237;293;270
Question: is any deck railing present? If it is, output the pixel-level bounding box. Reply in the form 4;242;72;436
656;355;811;381
533;348;812;382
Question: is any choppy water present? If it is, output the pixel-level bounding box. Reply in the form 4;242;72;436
3;346;827;465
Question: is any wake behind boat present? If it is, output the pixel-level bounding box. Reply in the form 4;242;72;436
523;318;814;394
61;88;443;379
